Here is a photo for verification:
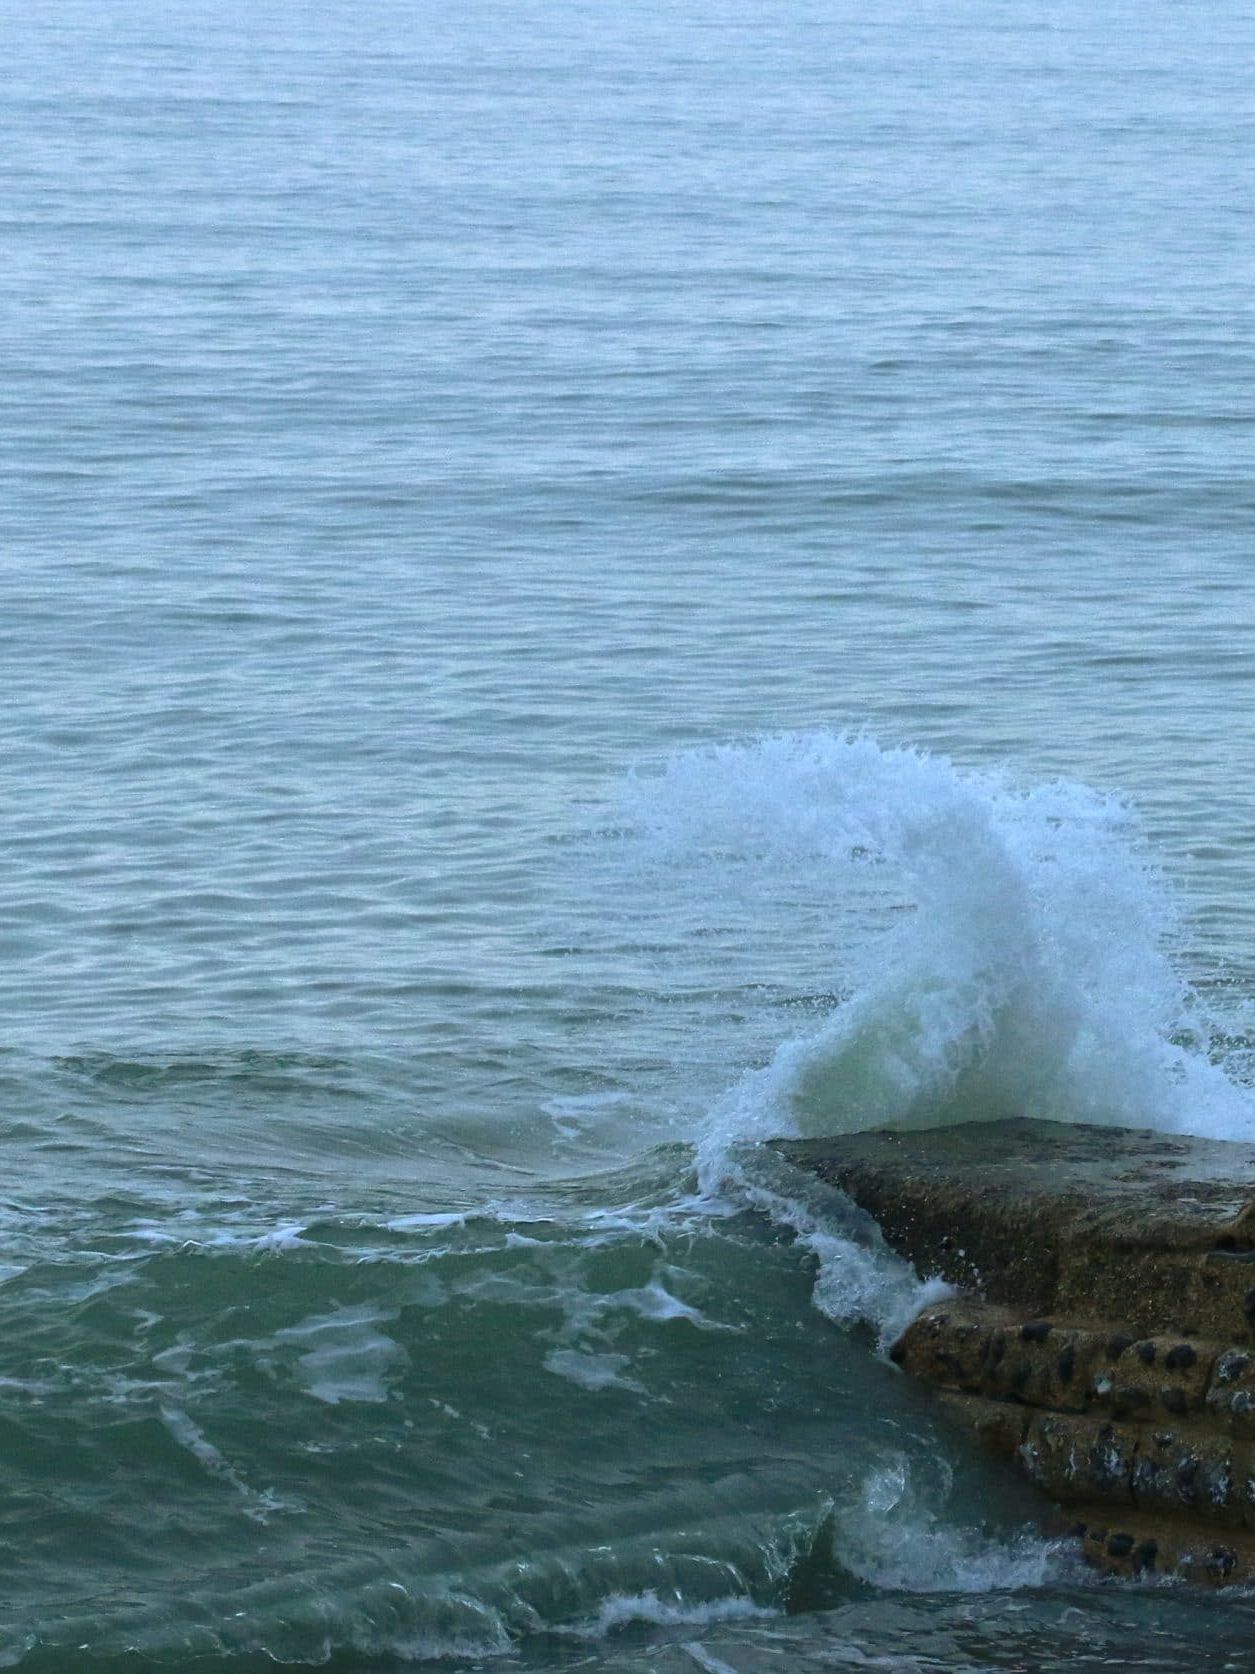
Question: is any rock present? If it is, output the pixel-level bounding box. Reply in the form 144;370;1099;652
775;1119;1255;1584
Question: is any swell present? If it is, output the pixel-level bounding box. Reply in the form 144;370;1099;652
0;1165;1059;1666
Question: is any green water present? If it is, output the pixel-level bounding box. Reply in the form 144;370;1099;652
6;0;1255;1665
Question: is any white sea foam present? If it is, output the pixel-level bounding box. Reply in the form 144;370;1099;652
482;1256;728;1392
386;1613;513;1665
603;1275;727;1329
835;1458;1069;1593
127;1218;310;1255
567;1588;773;1637
618;733;1255;1164
616;734;1255;1343
733;1171;954;1350
159;1404;288;1523
275;1303;408;1405
542;1347;644;1392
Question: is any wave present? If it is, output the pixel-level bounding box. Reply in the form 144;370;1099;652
603;732;1255;1349
11;733;1251;1664
0;1141;1069;1667
833;1457;1067;1594
615;732;1255;1170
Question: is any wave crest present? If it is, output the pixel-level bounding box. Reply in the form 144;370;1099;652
618;733;1255;1172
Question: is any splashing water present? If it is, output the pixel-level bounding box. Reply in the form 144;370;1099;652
613;735;1255;1343
620;733;1255;1166
834;1457;1068;1594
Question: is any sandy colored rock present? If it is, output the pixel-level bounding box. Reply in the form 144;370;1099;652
777;1119;1255;1583
776;1119;1255;1339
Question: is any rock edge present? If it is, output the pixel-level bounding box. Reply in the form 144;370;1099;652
776;1118;1255;1584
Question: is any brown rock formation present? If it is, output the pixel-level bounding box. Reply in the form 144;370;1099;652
776;1119;1255;1583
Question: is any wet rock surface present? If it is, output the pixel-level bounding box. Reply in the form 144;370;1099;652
776;1119;1255;1583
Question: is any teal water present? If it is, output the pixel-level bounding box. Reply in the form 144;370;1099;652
6;1;1255;1666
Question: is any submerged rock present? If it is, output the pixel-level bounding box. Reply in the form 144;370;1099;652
776;1119;1255;1584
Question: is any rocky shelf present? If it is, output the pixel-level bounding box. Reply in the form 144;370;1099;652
776;1118;1255;1584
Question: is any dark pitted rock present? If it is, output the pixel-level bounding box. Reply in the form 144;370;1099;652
775;1119;1255;1584
1067;1509;1255;1584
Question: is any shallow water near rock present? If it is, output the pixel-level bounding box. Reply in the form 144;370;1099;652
6;0;1255;1666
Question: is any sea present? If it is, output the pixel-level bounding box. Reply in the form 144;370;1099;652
5;0;1255;1667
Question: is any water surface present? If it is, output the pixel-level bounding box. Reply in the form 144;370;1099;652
5;1;1255;1666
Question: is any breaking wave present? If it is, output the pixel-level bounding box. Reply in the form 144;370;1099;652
607;733;1255;1347
617;732;1255;1169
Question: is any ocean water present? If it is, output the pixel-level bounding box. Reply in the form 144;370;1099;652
6;0;1255;1666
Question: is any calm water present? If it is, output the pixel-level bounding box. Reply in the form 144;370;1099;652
5;1;1255;1667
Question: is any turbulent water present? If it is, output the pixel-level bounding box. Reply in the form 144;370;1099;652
7;0;1255;1667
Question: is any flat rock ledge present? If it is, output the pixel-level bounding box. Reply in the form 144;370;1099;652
776;1118;1255;1585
